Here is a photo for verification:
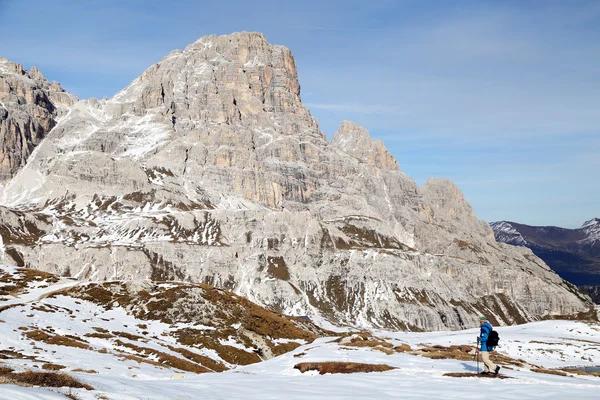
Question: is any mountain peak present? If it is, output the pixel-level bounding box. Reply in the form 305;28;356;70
331;121;400;170
0;56;26;76
110;31;316;138
0;60;76;181
489;221;528;246
582;218;600;229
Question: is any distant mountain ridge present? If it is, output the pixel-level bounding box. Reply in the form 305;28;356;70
491;219;600;303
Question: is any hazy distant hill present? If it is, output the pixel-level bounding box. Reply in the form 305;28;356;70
491;219;600;302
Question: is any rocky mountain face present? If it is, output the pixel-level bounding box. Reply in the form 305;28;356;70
0;32;594;331
491;219;600;303
0;57;77;182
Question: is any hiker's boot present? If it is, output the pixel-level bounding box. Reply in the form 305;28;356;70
494;366;501;375
481;371;490;375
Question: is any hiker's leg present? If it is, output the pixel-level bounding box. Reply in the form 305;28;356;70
481;351;497;372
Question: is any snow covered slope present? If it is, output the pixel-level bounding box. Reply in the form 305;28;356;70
0;265;327;398
1;266;599;399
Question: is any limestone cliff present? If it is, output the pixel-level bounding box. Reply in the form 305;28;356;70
0;33;594;330
0;57;76;182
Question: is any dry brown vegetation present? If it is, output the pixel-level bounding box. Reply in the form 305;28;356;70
415;345;476;361
414;345;527;368
334;332;400;355
112;331;145;341
41;363;66;371
0;349;43;362
57;280;327;366
173;328;261;365
271;341;302;356
24;329;91;350
444;372;512;379
395;343;412;352
113;339;211;374
0;365;93;390
0;268;59;297
294;362;396;375
531;368;568;377
71;369;98;374
166;345;228;372
561;368;600;377
84;332;114;339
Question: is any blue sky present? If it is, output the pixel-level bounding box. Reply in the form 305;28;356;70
1;0;598;228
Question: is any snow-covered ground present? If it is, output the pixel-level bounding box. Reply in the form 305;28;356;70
1;266;599;399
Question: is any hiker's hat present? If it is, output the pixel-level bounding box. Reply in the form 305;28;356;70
479;316;487;321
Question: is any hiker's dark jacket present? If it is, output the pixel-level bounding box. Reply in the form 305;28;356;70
479;321;494;351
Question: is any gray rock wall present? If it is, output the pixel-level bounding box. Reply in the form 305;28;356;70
0;58;76;182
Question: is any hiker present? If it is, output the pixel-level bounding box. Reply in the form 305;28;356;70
477;316;500;375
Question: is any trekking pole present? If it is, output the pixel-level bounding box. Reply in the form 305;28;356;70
476;339;479;374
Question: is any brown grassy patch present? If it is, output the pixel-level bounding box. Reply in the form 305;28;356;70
0;366;93;390
84;332;114;339
530;340;561;345
31;304;57;313
113;340;210;374
24;329;91;350
41;363;66;371
167;345;228;372
0;365;13;374
119;354;164;368
561;368;600;377
531;368;568;377
444;372;511;379
271;342;302;357
394;344;412;352
415;345;476;361
0;268;59;297
374;346;395;355
173;329;261;365
559;337;600;345
415;345;526;367
112;331;144;341
336;332;396;354
0;350;43;362
294;362;395;375
351;339;393;348
71;369;98;374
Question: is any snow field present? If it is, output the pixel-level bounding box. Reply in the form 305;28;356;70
1;266;600;399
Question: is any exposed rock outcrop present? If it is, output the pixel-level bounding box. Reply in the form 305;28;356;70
0;57;76;182
0;33;594;330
